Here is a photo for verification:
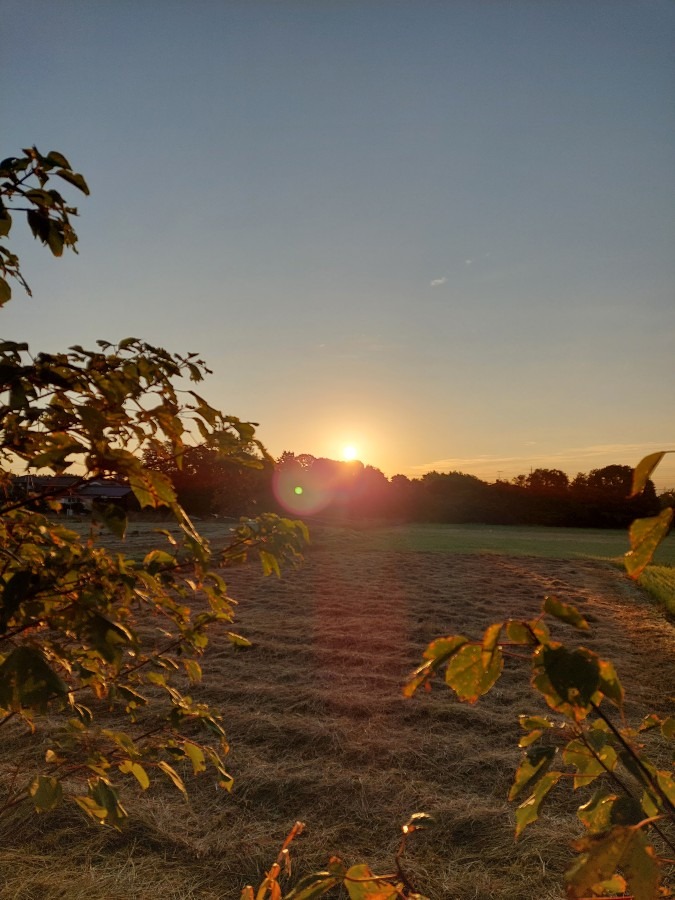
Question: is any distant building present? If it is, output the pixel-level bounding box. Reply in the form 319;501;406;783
11;475;133;514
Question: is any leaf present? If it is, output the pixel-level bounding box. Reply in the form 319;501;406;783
631;451;669;497
0;277;11;306
519;715;555;732
46;151;71;168
0;646;68;712
661;717;675;739
55;168;90;195
89;778;128;829
85;613;134;664
115;685;148;710
543;596;589;630
403;635;467;698
656;770;675;807
182;741;206;775
226;632;253;649
577;792;617;833
343;864;399;899
533;645;600;716
0;569;40;633
284;873;342;899
504;619;537;644
157;760;187;795
597;659;624;709
514;771;562;838
118;760;150;790
258;549;281;578
563;737;618;789
444;642;503;703
481;622;503;666
566;826;661;900
129;469;177;510
74;794;110;825
29;775;63;812
183;659;202;683
625;508;674;578
509;746;557;800
0;207;11;237
91;501;127;540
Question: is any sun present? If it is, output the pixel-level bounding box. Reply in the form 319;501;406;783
342;444;358;462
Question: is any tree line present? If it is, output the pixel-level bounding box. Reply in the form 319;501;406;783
144;448;664;529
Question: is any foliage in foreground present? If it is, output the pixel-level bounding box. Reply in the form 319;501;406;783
625;452;674;581
240;817;433;900
403;594;674;900
0;147;306;825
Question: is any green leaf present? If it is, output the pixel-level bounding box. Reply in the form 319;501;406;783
157;760;187;795
661;717;675;739
481;622;502;666
0;646;68;712
115;685;148;710
85;613;134;664
509;746;557;801
226;632;253;649
0;569;40;633
403;635;467;698
577;792;617;833
118;760;150;790
656;770;675;807
504;619;537;644
597;659;624;708
55;168;90;195
444;642;503;703
129;469;177;509
514;771;562;838
74;794;110;825
625;508;674;578
343;864;399;899
567;826;660;900
183;659;202;683
258;549;281;578
0;277;11;306
519;715;555;732
563;737;617;789
182;741;206;775
284;872;343;899
89;778;128;829
29;775;63;812
543;596;589;630
46;151;71;168
518;729;544;748
532;644;600;716
0;207;11;237
92;501;127;540
631;451;669;497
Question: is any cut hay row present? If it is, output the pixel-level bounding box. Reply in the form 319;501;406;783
0;528;673;898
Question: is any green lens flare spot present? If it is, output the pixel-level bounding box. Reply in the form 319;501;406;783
294;486;303;495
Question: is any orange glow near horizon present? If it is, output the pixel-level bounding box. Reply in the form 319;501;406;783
342;445;358;462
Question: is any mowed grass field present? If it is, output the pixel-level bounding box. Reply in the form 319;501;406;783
1;521;674;899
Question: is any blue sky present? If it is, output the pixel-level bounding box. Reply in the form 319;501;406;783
4;1;675;485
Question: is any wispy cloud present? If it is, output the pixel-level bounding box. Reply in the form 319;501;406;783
430;276;447;287
409;441;675;486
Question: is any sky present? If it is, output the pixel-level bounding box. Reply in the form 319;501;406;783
3;1;675;487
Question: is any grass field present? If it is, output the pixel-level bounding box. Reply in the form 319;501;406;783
0;521;673;898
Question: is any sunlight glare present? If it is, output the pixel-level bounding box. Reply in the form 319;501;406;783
342;445;358;461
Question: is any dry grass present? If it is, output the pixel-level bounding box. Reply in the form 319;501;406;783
1;525;674;898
